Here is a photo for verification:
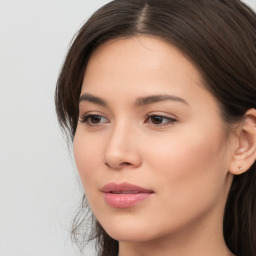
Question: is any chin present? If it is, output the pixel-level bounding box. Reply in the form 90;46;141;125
98;216;164;243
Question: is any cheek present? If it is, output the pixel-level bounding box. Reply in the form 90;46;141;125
73;131;106;216
73;130;103;189
136;128;230;234
145;125;229;202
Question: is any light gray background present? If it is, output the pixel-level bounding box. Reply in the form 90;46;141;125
0;0;255;255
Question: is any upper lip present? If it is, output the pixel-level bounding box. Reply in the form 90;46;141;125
101;182;154;194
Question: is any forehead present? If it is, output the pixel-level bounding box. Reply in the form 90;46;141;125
82;36;204;95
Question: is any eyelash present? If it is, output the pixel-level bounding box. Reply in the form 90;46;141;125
80;114;109;126
79;114;177;127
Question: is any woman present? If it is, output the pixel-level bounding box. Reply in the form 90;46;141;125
55;0;256;255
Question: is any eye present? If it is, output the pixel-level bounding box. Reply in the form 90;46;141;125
80;114;109;126
146;115;177;126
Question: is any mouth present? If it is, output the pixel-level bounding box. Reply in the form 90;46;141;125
108;191;144;194
101;182;154;208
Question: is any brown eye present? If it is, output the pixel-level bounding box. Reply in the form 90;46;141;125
150;116;165;124
90;115;102;124
147;115;177;126
80;114;109;126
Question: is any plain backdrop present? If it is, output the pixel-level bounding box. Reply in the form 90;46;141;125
0;0;255;255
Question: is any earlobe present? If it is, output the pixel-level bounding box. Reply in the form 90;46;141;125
229;108;256;175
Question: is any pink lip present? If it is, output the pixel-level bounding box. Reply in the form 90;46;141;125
101;182;154;208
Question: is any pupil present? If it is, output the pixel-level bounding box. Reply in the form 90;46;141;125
91;116;101;123
152;116;163;124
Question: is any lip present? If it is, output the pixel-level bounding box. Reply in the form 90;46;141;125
101;182;154;208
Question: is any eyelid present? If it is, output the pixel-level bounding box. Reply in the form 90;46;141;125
146;111;178;119
79;110;108;120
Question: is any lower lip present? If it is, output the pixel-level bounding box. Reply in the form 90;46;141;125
103;192;153;208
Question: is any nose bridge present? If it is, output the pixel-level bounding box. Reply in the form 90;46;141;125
108;121;129;148
104;118;141;169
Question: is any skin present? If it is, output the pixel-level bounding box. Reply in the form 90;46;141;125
73;36;236;256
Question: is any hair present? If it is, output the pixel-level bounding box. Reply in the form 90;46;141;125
55;0;256;255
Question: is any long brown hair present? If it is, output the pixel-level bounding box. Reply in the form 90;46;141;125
55;1;256;255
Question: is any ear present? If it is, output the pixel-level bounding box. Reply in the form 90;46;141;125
229;108;256;175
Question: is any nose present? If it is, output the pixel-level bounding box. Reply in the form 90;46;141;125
103;124;142;170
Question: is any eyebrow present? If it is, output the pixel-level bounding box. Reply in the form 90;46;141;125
79;93;107;106
79;93;188;107
135;94;188;106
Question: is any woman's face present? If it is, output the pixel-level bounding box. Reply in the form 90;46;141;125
73;36;234;243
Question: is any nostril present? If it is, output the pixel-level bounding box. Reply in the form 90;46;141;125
104;162;112;168
104;161;132;169
120;162;132;166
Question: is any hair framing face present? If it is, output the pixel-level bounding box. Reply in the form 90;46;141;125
55;1;256;256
